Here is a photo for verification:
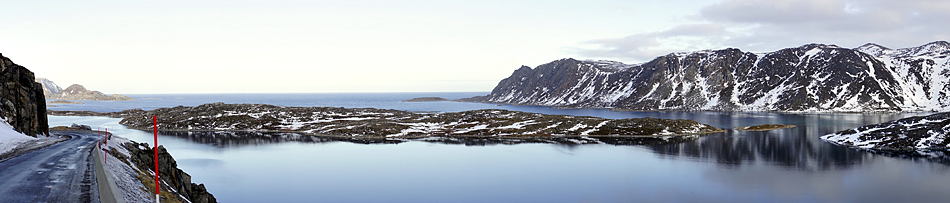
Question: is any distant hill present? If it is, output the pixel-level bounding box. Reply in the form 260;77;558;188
46;84;133;101
402;97;449;102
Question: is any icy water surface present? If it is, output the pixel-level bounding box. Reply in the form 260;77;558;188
48;93;950;203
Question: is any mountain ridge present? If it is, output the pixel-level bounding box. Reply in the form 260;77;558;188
466;41;950;112
45;83;133;101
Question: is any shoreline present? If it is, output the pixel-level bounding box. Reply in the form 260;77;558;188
51;103;726;139
120;126;725;139
450;100;934;114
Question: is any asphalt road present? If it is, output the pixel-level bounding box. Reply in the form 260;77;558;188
0;131;100;203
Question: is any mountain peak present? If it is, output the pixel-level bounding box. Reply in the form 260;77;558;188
798;43;842;50
879;41;950;57
919;41;950;51
855;43;891;56
924;40;949;47
61;84;88;94
857;43;889;50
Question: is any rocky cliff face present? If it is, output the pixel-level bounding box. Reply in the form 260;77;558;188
47;84;133;101
0;53;48;136
123;143;217;203
472;42;950;112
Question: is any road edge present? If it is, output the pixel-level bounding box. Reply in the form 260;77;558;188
0;134;70;163
95;143;127;203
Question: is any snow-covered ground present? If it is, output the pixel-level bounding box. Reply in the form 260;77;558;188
0;118;37;156
101;134;199;203
101;135;154;203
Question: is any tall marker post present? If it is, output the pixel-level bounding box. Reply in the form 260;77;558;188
104;128;108;164
154;116;160;203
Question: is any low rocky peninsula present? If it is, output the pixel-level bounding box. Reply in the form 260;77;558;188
49;103;724;139
47;100;84;104
402;97;449;102
736;124;796;131
821;112;950;150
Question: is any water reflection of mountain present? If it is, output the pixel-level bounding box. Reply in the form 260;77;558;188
157;131;699;147
863;149;950;165
648;126;950;169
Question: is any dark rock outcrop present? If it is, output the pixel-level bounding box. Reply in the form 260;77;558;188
0;53;48;137
47;84;133;101
69;123;92;131
821;112;950;150
466;42;950;112
124;142;217;203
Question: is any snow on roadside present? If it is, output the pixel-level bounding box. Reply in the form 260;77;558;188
0;118;37;156
102;135;154;203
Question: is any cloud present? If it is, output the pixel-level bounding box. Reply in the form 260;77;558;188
575;0;950;62
574;24;731;62
701;0;846;24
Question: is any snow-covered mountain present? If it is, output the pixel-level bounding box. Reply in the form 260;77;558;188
469;41;950;112
35;77;62;96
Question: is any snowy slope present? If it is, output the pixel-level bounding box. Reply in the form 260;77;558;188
479;42;950;112
855;41;950;111
35;78;62;95
0;118;36;155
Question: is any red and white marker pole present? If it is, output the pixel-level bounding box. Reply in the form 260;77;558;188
154;116;160;203
104;128;108;164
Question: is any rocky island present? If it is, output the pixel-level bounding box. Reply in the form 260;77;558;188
736;124;796;131
821;112;950;150
47;100;84;104
51;103;724;139
402;97;449;102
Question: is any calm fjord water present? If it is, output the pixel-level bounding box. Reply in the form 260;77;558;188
48;93;950;203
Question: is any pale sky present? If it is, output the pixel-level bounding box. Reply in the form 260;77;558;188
2;0;948;94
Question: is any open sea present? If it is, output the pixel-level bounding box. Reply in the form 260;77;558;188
47;93;950;203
